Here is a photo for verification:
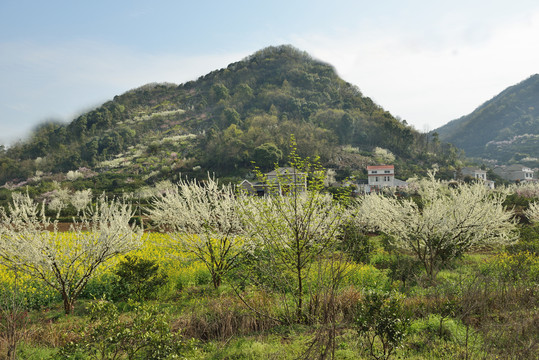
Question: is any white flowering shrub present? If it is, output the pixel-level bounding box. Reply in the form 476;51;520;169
525;201;539;223
238;141;351;323
0;194;143;314
161;133;197;144
66;170;83;181
149;177;243;288
71;189;92;215
239;189;348;322
47;187;71;214
373;147;395;164
509;181;539;199
357;172;517;279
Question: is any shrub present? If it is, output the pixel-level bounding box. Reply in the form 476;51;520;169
55;299;186;359
370;253;422;289
79;273;119;301
483;251;539;285
114;255;168;302
355;291;410;360
339;223;373;263
507;224;539;255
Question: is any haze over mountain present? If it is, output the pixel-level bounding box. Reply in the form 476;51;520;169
435;74;539;167
0;46;460;189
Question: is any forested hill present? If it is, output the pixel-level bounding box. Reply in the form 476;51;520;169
435;74;539;167
0;45;459;188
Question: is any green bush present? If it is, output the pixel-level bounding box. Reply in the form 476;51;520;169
194;267;212;286
55;300;187;360
507;224;539;255
339;223;373;263
370;253;422;289
114;256;168;302
482;251;539;285
355;291;410;360
79;273;119;301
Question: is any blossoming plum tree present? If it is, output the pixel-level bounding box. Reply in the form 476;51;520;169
357;173;517;280
0;193;142;314
149;177;243;289
71;189;93;215
525;201;539;223
240;190;347;323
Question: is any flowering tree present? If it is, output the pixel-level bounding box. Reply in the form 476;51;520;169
48;186;71;214
525;201;539;223
239;143;349;323
510;181;539;199
0;193;143;314
71;189;93;215
148;177;243;289
357;173;517;280
240;190;347;323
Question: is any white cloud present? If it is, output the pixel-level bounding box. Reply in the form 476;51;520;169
291;8;539;131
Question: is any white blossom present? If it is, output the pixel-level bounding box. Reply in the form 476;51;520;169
0;194;143;314
357;172;517;279
149;176;243;288
66;170;83;181
373;147;395;164
48;187;71;213
525;201;539;223
71;189;92;215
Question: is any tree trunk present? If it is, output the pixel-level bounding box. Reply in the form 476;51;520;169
62;294;74;315
212;272;221;289
296;251;303;323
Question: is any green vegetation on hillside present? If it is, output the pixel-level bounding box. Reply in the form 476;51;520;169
436;74;539;166
0;45;460;191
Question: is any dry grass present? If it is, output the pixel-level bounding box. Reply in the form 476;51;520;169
176;292;279;341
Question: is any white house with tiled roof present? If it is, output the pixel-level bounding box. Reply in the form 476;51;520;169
461;167;487;181
493;164;535;183
367;165;395;188
457;167;495;189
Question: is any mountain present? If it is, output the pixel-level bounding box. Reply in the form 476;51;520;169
0;45;459;191
435;74;539;166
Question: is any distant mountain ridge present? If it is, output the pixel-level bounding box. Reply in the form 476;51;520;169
435;74;539;166
0;45;459;188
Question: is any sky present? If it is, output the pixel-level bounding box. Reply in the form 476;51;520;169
1;0;539;145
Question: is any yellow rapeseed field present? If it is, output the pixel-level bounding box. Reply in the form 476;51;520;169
0;231;210;304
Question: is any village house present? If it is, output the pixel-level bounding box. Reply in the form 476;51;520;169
362;165;409;193
363;165;405;193
493;164;535;183
460;167;487;181
455;167;495;189
240;167;307;196
367;165;395;187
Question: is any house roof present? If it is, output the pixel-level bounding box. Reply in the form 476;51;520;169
505;164;532;172
462;167;485;172
367;165;394;170
265;167;306;176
